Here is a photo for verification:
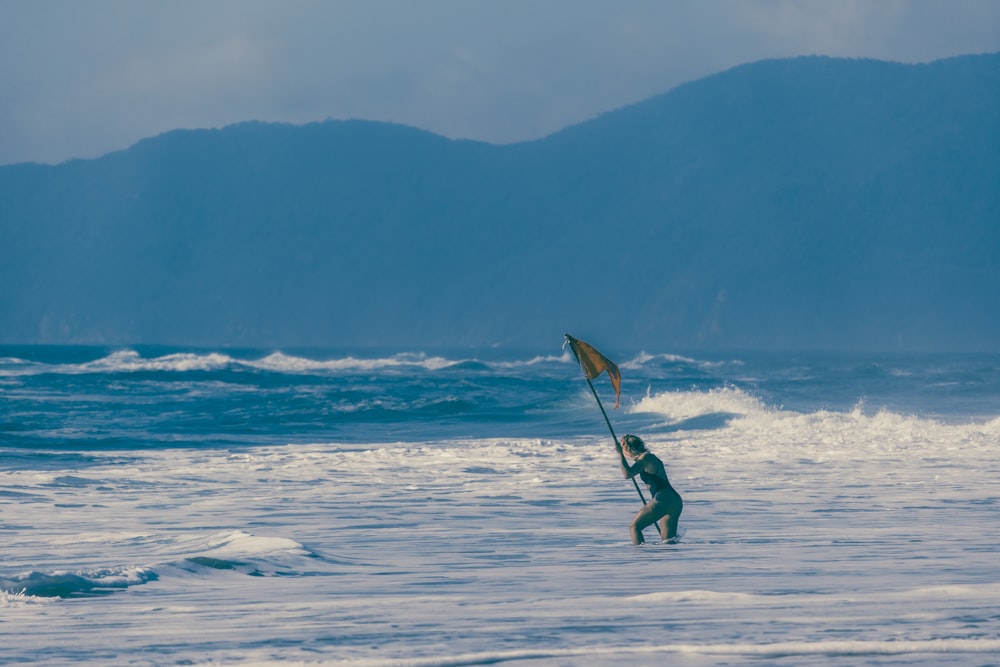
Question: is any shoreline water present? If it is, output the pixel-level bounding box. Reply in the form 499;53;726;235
2;346;999;665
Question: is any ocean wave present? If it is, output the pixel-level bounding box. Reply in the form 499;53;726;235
0;349;577;377
621;350;729;371
0;349;236;376
319;638;1000;666
246;351;459;373
0;530;350;602
83;350;234;373
182;529;312;560
627;385;1000;466
630;583;1000;606
0;588;51;607
161;530;354;576
630;385;771;423
0;566;156;599
632;384;1000;431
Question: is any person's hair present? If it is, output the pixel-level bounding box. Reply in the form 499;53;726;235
621;434;646;454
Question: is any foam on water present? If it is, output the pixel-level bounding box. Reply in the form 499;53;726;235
0;349;235;376
248;351;460;373
0;566;156;599
632;385;770;422
2;347;999;665
0;527;340;601
622;350;729;370
632;385;1000;461
3;418;998;664
0;348;578;378
290;638;1000;666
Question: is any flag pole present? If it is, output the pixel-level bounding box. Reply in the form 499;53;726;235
565;335;647;505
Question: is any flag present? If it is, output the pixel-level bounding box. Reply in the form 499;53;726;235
565;334;621;409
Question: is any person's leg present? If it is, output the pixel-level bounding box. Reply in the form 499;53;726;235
630;498;668;544
660;514;679;540
659;494;683;540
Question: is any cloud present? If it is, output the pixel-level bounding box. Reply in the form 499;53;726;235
730;0;901;53
0;0;997;165
100;33;275;101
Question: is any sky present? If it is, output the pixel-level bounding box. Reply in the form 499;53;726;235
1;0;998;166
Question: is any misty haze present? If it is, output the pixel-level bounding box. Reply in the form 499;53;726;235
2;54;998;352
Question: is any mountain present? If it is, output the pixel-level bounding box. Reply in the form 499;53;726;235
2;53;998;351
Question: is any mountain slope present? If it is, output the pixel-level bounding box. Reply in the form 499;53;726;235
1;53;998;351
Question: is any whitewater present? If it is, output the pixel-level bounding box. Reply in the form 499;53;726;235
1;345;998;666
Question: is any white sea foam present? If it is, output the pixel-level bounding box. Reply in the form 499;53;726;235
0;349;573;377
273;638;1000;666
248;351;460;373
0;566;156;599
2;364;999;664
2;431;997;665
494;350;575;369
0;349;237;375
631;385;770;422
621;350;728;370
0;588;52;607
188;530;309;560
85;350;234;373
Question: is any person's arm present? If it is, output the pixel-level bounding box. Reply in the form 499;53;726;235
615;441;644;479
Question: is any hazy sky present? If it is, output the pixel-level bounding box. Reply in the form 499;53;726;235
2;0;998;165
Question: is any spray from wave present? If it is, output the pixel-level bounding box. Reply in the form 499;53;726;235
631;385;771;423
0;349;581;377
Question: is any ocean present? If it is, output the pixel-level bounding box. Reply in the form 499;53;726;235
1;344;998;666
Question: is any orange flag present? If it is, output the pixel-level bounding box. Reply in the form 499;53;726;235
565;334;621;409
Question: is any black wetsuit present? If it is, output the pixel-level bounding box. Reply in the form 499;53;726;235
638;453;678;499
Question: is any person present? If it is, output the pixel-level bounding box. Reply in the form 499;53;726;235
616;434;683;544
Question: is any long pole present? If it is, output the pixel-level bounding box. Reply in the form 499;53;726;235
567;340;647;505
582;375;647;505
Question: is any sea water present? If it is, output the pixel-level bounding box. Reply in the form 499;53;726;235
1;345;998;666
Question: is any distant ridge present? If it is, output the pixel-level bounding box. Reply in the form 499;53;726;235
1;53;998;351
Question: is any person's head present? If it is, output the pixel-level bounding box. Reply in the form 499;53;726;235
620;434;646;458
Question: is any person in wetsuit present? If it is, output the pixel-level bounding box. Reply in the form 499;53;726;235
617;434;683;544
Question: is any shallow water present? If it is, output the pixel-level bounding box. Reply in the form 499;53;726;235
2;346;999;665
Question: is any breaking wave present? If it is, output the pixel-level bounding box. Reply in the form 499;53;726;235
631;385;771;423
336;638;1000;666
0;348;580;378
0;566;156;599
0;530;344;602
